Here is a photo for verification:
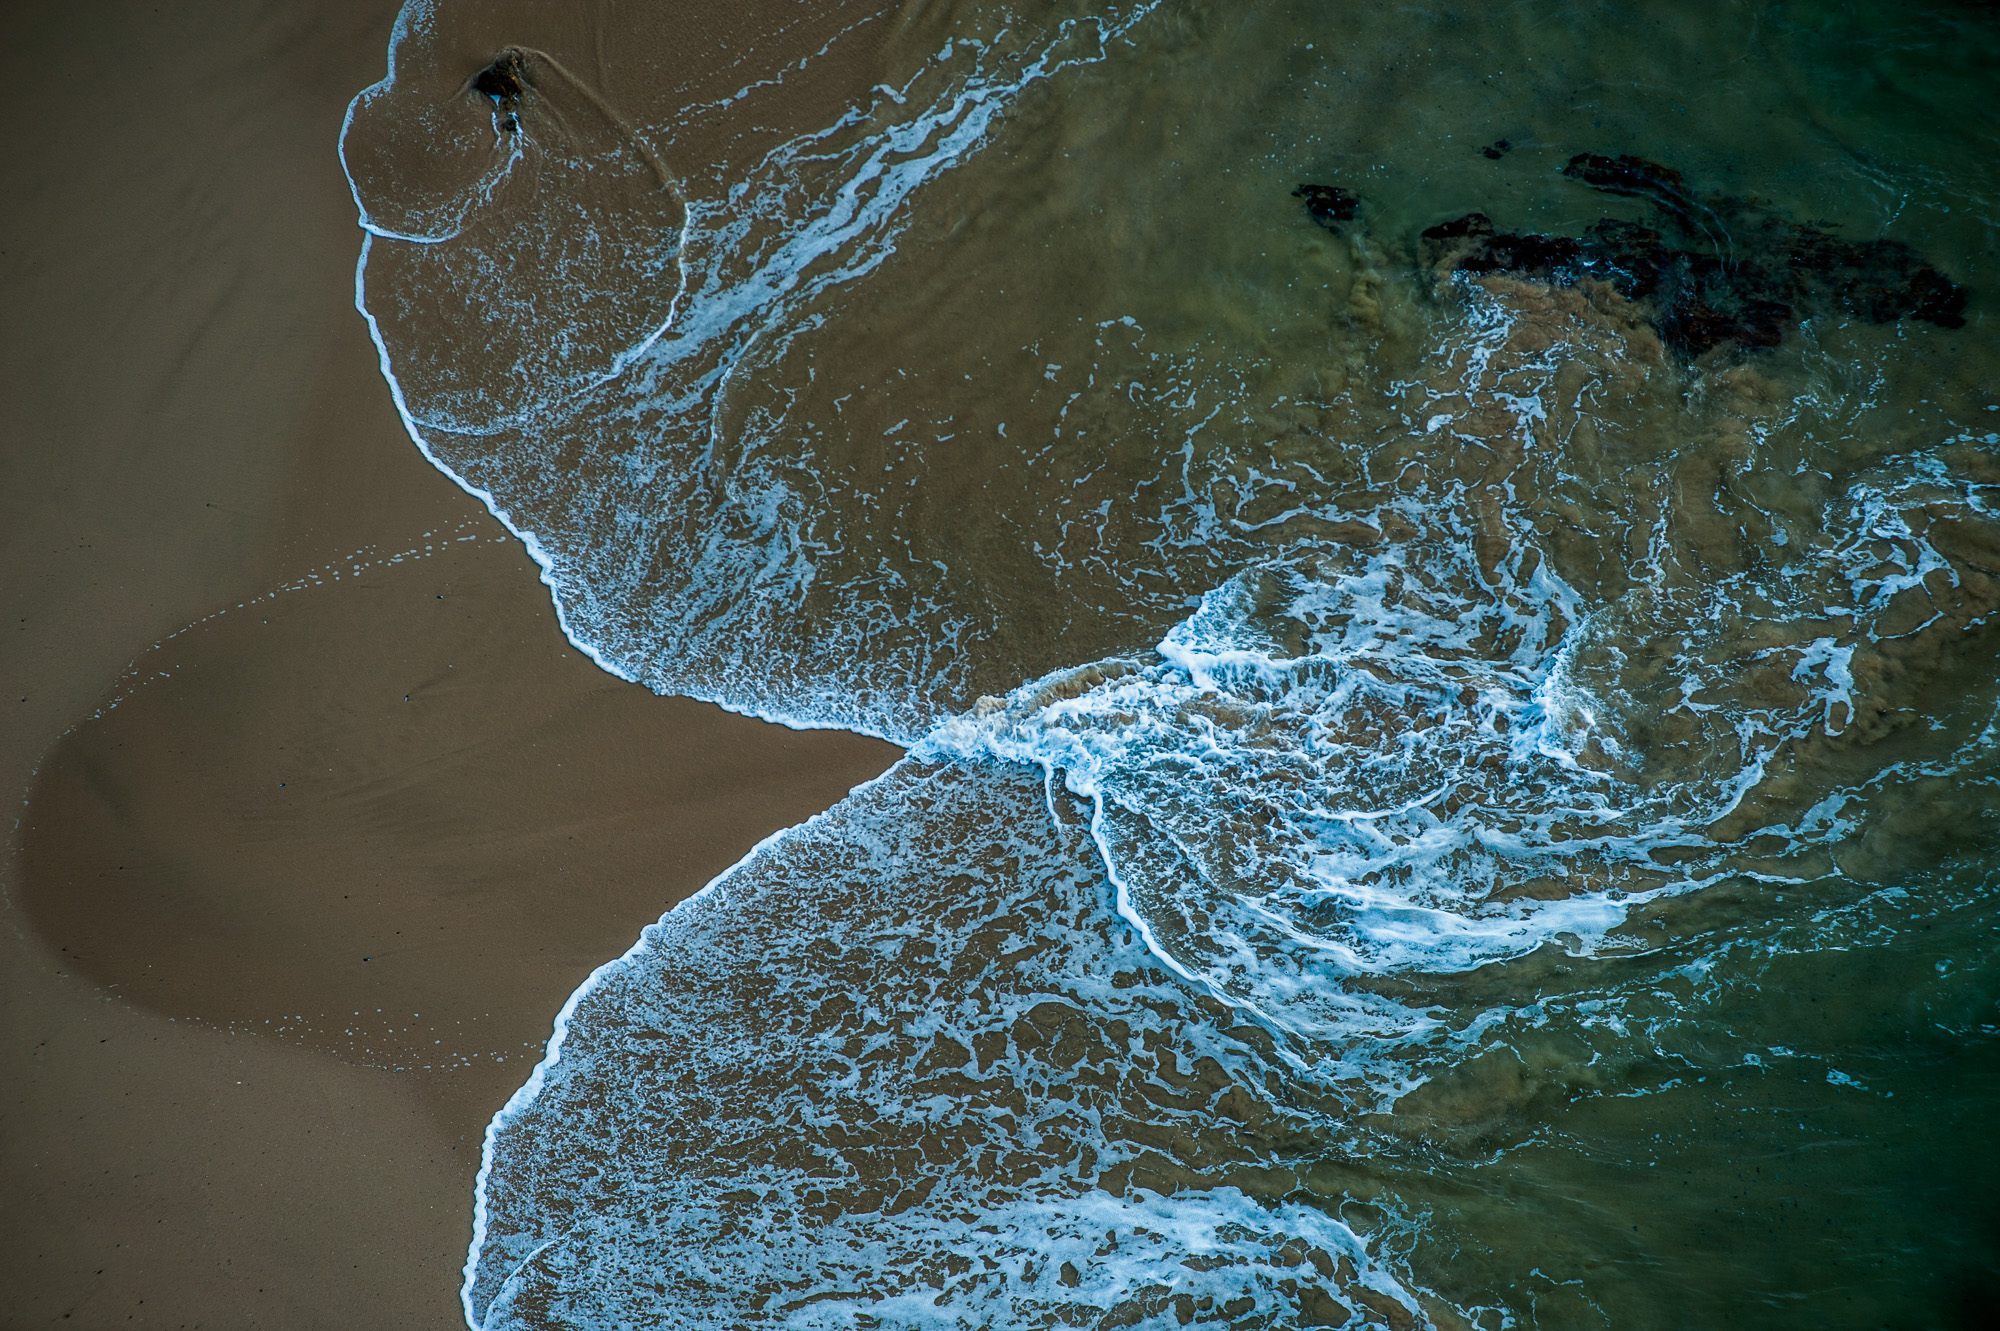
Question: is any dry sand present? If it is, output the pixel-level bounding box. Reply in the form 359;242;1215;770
0;2;898;1325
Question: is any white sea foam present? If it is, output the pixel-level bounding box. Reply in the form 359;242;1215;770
340;2;2000;1326
914;442;2000;1081
463;761;1425;1328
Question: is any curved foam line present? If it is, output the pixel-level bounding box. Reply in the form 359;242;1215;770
337;0;482;246
336;5;1199;1321
339;9;691;421
337;2;1139;742
458;754;917;1329
350;232;641;693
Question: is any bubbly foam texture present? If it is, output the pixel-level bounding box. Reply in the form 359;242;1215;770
922;389;2000;1095
343;0;2000;1326
468;763;1420;1328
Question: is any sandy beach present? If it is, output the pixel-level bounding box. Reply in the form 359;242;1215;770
0;2;897;1325
13;0;1998;1327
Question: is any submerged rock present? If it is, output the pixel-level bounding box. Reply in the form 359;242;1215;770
1560;152;1698;216
1298;152;1968;356
1292;183;1359;231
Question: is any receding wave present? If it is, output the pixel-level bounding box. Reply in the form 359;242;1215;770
344;0;2000;1325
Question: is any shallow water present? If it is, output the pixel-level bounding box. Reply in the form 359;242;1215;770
344;1;2000;1325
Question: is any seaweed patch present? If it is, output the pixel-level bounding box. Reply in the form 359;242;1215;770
1297;153;1968;356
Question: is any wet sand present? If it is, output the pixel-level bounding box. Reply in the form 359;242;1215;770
0;2;897;1325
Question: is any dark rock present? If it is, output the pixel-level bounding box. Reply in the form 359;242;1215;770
1422;213;1496;243
1777;225;1970;328
1293;184;1360;230
1420;213;1583;278
1561;152;1686;198
1562;152;1721;242
1480;139;1512;160
1307;154;1970;357
473;50;528;112
1661;296;1791;355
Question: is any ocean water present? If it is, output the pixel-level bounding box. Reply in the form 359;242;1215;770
342;1;2000;1326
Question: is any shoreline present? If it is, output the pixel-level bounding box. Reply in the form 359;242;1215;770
0;2;898;1324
